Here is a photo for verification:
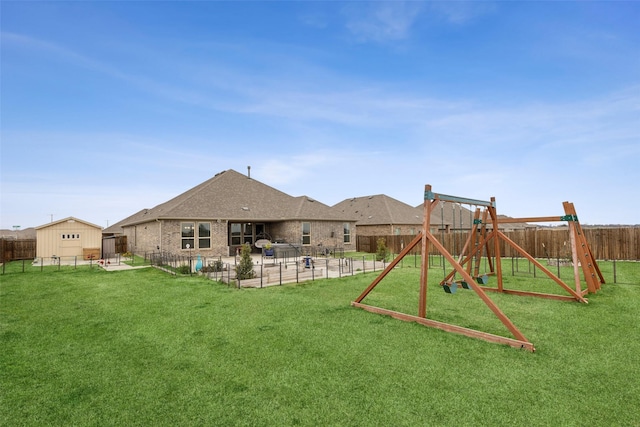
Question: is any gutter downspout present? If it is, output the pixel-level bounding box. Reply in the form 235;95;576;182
157;219;162;253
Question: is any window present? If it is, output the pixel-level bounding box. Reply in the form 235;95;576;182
302;222;311;245
198;223;211;249
181;222;195;249
231;223;242;245
394;227;401;235
343;223;351;243
243;223;253;244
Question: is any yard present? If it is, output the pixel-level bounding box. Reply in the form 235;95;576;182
1;261;639;426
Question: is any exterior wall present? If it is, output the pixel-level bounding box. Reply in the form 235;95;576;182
36;219;102;259
124;220;160;255
271;220;356;250
160;219;229;257
357;224;420;237
125;219;356;256
125;219;230;257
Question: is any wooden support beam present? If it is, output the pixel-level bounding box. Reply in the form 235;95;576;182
419;190;438;318
353;233;423;304
481;287;579;302
424;231;531;343
351;302;535;352
496;216;564;224
497;231;588;303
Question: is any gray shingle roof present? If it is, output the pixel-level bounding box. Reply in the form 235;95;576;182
334;194;423;225
120;169;352;226
103;209;149;234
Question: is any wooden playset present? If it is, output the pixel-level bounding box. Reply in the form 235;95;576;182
351;185;604;352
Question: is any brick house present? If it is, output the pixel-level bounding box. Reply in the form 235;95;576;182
117;169;356;257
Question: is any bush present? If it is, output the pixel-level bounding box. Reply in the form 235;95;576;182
201;260;224;273
375;238;388;261
235;244;255;280
177;264;191;275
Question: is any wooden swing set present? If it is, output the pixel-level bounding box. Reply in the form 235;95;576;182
351;185;604;352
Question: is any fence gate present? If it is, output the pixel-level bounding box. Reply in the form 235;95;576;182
102;236;127;258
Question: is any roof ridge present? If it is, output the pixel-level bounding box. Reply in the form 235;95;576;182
151;170;230;217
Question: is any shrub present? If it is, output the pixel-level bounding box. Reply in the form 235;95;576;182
235;244;255;280
177;264;191;275
201;260;224;273
375;238;388;261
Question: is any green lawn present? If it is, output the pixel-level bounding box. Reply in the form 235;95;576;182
1;261;639;426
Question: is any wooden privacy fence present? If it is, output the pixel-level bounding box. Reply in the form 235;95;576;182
0;239;36;262
357;227;640;261
102;236;128;258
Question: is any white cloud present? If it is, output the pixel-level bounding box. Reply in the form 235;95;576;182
342;1;424;43
429;1;496;25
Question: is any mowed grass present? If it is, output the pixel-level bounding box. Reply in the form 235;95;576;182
1;261;639;426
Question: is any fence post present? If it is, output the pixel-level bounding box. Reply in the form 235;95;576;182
260;264;263;288
280;262;283;286
326;258;329;279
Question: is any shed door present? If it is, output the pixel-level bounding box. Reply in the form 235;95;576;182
59;233;82;257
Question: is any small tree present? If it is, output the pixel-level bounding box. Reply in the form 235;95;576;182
375;237;388;262
235;243;255;280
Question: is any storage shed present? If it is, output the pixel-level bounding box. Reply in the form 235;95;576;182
36;217;103;260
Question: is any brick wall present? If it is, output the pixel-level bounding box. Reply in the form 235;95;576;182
125;219;356;256
271;220;356;250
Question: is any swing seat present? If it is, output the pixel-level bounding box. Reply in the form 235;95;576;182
476;275;489;285
443;282;458;294
461;281;471;289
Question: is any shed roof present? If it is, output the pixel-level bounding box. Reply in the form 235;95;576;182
120;169;353;226
35;217;103;230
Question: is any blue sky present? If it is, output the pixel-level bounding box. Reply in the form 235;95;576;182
1;1;639;229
